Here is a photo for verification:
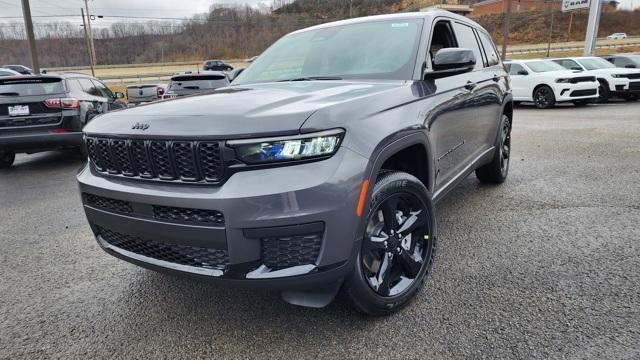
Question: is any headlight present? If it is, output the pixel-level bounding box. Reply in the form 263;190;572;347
611;74;627;78
228;129;344;164
556;78;571;83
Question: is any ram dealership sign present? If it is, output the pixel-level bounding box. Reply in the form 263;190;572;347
562;0;591;12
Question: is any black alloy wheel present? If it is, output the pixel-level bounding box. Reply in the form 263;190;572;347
499;117;511;178
533;86;555;109
343;171;437;316
361;192;432;297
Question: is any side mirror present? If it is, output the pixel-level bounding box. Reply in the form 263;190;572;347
228;68;245;82
114;92;125;99
517;70;529;76
424;48;475;80
625;64;637;68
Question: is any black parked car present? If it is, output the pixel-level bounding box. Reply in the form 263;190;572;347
2;64;34;75
0;73;126;168
202;60;234;71
162;72;230;98
78;11;512;315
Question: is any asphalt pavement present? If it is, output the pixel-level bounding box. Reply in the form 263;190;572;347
1;102;639;359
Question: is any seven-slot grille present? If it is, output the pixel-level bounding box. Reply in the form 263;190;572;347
85;136;224;183
569;76;596;83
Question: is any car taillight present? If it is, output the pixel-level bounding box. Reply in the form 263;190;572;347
44;98;79;109
157;87;165;96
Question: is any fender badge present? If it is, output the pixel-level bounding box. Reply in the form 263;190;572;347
131;122;149;130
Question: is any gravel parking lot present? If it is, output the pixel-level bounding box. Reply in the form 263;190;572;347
1;103;639;359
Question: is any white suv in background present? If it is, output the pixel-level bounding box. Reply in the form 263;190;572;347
505;59;599;108
552;57;640;102
607;33;627;40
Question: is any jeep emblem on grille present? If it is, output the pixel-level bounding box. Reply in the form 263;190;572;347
131;122;149;130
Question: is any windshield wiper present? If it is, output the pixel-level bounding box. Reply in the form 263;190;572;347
278;76;343;82
0;92;20;96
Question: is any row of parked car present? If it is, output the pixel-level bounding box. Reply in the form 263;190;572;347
505;53;640;108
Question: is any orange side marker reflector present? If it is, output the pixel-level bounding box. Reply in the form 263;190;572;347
356;180;369;217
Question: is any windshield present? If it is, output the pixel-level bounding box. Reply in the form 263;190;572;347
169;75;229;90
0;77;64;96
577;58;616;70
233;19;423;85
526;61;567;73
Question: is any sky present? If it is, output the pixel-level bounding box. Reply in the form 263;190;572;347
0;0;639;26
0;0;277;27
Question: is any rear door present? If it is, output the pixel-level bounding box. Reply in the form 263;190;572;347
0;77;65;131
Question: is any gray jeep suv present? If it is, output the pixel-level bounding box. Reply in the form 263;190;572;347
78;11;513;315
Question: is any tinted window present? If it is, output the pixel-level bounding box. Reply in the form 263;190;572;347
0;77;64;96
234;19;424;84
477;31;500;66
78;78;99;96
429;21;457;66
613;57;636;68
554;59;582;70
92;79;113;98
577;58;616;70
169;75;229;90
453;22;483;69
508;63;526;75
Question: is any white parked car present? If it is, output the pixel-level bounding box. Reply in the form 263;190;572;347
552;56;640;102
505;60;599;108
607;33;627;40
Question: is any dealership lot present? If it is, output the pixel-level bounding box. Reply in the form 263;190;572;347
1;103;639;358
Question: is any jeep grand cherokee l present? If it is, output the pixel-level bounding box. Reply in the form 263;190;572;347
78;11;513;315
0;74;125;168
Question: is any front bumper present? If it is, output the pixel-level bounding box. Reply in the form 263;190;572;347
78;146;369;289
552;82;599;102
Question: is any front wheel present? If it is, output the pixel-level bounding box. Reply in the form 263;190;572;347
0;149;15;169
343;171;436;316
597;81;610;103
533;86;556;109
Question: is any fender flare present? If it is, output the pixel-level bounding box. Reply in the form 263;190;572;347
355;131;434;239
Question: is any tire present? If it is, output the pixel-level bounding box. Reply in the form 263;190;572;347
0;149;15;169
343;171;437;316
533;85;556;109
597;80;610;103
476;114;511;184
572;100;589;107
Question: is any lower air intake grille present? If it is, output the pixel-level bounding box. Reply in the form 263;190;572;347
153;205;225;225
97;226;229;270
261;233;323;270
85;194;133;214
629;82;640;91
570;89;597;97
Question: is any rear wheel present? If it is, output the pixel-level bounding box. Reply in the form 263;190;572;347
533;86;556;109
344;171;436;316
476;114;511;184
0;150;15;169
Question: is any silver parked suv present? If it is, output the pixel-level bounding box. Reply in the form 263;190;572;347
78;11;513;315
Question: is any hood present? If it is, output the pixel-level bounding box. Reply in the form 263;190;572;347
84;81;405;138
587;67;640;75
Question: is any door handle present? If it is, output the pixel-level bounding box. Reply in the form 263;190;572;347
464;81;476;91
